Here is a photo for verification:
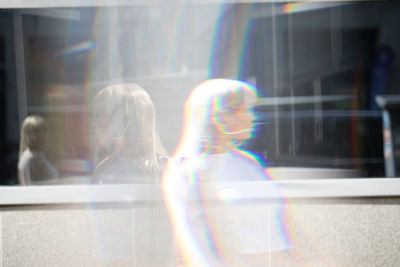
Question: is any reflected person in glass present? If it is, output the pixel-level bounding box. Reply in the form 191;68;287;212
18;115;58;185
90;83;176;266
91;83;168;184
163;79;291;266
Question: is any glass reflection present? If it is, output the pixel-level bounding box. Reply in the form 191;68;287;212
91;83;167;184
0;1;398;183
18;115;58;185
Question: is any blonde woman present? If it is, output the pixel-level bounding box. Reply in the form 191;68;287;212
91;83;168;184
90;83;176;266
163;79;291;266
18;115;58;185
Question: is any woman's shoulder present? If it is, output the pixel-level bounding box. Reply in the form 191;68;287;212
18;150;35;168
93;154;167;184
92;155;139;183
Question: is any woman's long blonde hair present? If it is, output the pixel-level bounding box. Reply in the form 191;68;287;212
19;115;46;159
92;83;167;176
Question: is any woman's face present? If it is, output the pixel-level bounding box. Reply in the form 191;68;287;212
30;127;46;151
92;95;129;136
91;103;127;152
217;103;256;141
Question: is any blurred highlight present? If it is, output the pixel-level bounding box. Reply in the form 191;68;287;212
163;79;291;266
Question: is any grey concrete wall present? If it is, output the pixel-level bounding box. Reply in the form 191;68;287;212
284;198;400;266
0;198;399;266
1;205;177;267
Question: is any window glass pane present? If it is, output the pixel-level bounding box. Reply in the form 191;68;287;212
1;1;400;185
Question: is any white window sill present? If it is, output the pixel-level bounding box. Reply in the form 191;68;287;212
0;178;399;205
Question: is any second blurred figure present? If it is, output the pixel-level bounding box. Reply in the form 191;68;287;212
91;83;167;184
